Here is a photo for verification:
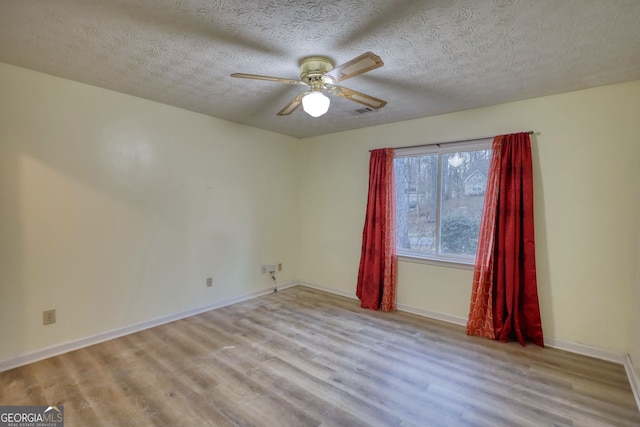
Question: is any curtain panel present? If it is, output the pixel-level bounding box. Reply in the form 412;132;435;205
467;133;544;347
356;148;397;312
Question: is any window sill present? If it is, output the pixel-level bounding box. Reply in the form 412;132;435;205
397;254;475;270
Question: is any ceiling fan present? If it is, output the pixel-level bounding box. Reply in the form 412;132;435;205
231;52;387;118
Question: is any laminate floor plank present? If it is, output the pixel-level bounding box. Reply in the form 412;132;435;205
1;285;639;426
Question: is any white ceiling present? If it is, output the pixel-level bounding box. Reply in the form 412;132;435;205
1;0;639;139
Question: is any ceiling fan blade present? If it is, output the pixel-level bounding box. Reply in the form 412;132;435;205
277;93;305;116
330;86;387;109
231;73;306;86
324;52;384;83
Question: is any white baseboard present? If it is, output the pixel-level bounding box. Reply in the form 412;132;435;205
0;282;298;373
625;355;640;412
297;280;359;300
396;303;468;327
544;337;626;364
273;280;299;293
298;281;469;326
297;282;468;327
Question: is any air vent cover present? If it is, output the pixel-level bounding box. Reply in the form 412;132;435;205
353;107;377;114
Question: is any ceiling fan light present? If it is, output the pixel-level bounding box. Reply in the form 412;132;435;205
448;152;464;168
302;91;330;117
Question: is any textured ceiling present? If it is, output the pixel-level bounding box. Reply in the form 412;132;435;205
1;0;639;138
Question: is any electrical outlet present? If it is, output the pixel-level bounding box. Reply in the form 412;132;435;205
43;309;56;325
206;277;213;287
268;264;276;273
261;265;267;274
278;263;282;271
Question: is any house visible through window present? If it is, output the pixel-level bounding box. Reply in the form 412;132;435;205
394;139;492;264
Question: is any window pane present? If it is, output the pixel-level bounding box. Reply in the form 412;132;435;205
395;155;438;254
395;141;492;264
439;150;491;256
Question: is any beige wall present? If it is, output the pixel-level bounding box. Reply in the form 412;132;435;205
630;139;640;378
2;60;639;364
0;63;301;362
299;80;640;354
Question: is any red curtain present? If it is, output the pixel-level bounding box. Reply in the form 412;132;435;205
356;148;397;312
467;133;544;347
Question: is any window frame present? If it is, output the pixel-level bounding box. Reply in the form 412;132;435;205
394;138;492;267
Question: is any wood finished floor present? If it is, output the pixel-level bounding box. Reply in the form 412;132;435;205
1;285;639;426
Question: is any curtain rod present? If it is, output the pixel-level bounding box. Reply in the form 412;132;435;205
371;131;534;152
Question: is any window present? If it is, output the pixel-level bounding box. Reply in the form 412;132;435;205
394;139;492;265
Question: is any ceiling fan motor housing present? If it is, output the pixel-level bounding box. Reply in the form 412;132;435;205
299;56;335;88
